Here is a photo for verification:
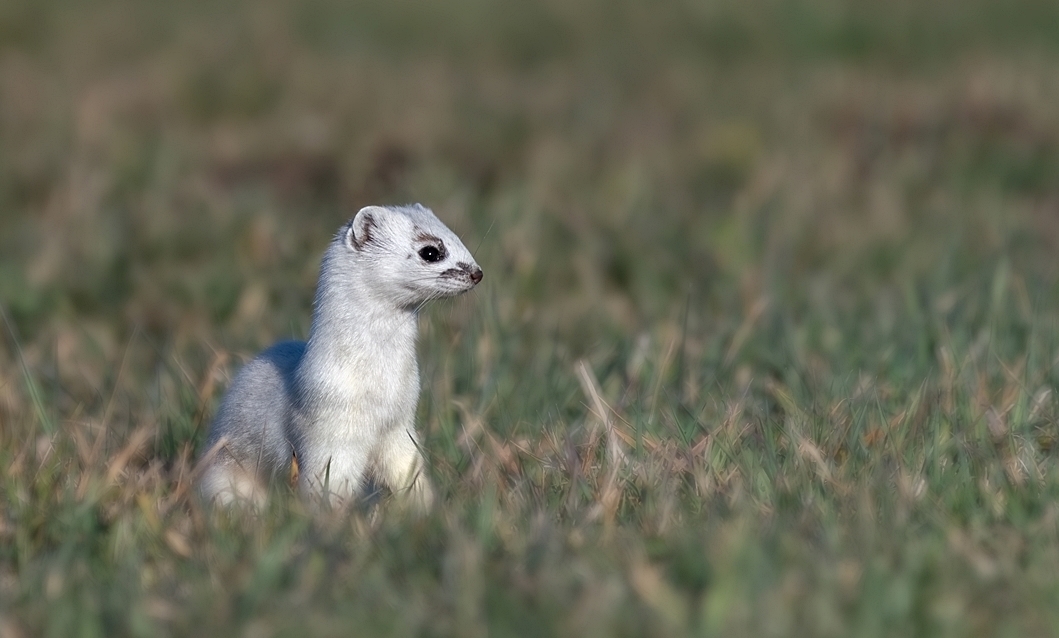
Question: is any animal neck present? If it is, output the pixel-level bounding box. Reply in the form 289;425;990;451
302;261;418;368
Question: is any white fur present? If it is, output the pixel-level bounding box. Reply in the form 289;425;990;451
198;204;482;510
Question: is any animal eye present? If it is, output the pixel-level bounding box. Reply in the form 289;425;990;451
418;246;444;263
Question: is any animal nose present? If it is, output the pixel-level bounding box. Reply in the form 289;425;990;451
470;268;483;285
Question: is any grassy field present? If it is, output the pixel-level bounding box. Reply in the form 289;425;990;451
3;0;1059;635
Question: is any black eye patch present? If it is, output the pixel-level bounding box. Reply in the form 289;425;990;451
418;245;445;263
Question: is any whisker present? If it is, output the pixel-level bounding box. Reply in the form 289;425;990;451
473;218;496;258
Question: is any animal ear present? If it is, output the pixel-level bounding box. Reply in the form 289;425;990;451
346;206;385;250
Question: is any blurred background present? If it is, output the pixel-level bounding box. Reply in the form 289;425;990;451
3;0;1057;359
3;1;1059;634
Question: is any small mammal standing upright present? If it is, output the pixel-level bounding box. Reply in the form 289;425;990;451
199;204;483;509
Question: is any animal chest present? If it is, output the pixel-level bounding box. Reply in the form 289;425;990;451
328;349;418;431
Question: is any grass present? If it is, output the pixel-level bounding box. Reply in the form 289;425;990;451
3;0;1059;635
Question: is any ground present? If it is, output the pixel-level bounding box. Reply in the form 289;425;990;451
2;1;1059;636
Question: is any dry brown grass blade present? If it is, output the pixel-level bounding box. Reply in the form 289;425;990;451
88;328;139;475
724;294;770;365
104;427;154;486
454;399;487;452
575;361;658;451
160;436;229;515
649;336;679;418
795;437;833;484
192;349;229;438
576;360;626;526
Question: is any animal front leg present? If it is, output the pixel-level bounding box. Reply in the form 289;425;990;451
299;446;370;508
374;427;435;512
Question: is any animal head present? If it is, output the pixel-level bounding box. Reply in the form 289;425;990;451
339;204;483;308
